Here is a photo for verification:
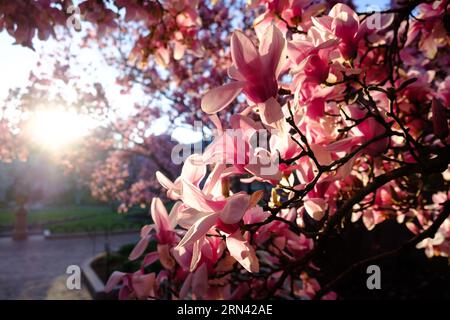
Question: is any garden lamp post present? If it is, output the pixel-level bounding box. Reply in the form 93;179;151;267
13;195;28;241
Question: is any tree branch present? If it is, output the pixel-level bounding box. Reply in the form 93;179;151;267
313;200;450;300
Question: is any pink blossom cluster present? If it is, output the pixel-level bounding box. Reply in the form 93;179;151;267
0;0;67;49
104;1;450;300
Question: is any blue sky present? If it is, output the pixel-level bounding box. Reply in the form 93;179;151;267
355;0;391;11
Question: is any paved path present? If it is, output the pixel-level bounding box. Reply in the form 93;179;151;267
0;233;139;300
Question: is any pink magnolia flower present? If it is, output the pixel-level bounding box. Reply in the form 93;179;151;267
352;207;387;231
253;0;323;37
105;270;156;300
201;25;285;115
156;152;211;202
406;1;448;59
303;198;328;220
288;47;340;117
287;28;339;68
293;272;337;300
128;197;178;270
307;4;355;56
157;154;262;272
410;192;450;258
79;1;118;37
176;191;262;273
203;114;284;183
287;35;346;121
309;3;383;60
299;85;341;120
398;70;434;110
172;234;224;272
335;105;390;156
269;114;302;162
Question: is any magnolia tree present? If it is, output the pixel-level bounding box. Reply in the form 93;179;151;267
1;0;249;210
1;0;449;299
105;0;450;300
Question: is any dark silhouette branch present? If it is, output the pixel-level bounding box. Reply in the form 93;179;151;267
313;200;450;300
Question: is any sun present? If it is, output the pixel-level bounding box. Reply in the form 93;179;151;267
28;109;95;150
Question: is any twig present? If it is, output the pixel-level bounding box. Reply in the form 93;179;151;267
313;200;450;299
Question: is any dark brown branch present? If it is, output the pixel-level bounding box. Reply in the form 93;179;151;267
313;200;450;300
322;147;450;239
264;148;449;299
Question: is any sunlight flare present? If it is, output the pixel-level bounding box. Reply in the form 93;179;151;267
28;109;95;150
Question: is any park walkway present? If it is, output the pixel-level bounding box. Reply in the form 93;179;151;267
0;233;138;299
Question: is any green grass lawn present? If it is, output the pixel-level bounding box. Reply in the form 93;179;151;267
0;205;148;234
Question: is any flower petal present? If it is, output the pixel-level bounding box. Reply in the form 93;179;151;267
129;236;150;261
181;154;206;187
304;198;327;220
151;197;171;234
231;30;259;74
143;252;159;267
168;201;181;229
177;212;218;248
192;263;208;298
132;272;155;299
179;273;193;299
201;81;245;114
105;271;126;293
157;243;176;269
258;97;284;126
189;238;203;272
220;193;250;225
226;230;259;273
330;4;359;40
156;171;174;190
181;179;217;212
259;24;285;75
228;65;245;81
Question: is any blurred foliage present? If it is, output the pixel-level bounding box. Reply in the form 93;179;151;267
0;205;150;234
